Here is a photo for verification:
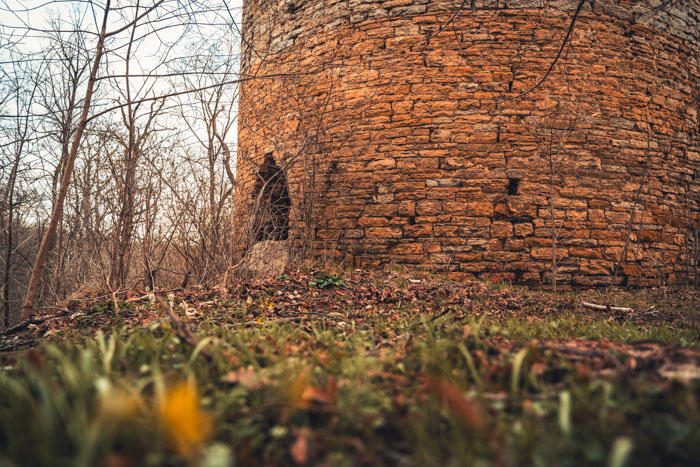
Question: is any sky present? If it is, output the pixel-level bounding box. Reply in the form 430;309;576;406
1;0;245;132
1;0;246;195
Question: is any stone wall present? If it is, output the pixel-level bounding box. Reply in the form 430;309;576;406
236;0;700;286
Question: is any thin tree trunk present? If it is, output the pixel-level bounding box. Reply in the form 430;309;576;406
109;4;142;290
550;192;557;294
548;134;557;294
20;1;111;322
53;213;64;301
2;175;15;329
3;115;28;329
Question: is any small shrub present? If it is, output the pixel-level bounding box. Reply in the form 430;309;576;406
309;273;346;289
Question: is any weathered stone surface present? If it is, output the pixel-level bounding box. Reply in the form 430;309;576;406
246;240;290;278
237;0;700;287
491;221;514;238
514;223;534;237
426;178;462;188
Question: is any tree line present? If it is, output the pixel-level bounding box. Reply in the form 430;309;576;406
0;0;243;328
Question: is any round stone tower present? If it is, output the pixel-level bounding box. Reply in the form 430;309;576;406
236;0;699;286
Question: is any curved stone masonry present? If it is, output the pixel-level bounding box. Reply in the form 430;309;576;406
236;0;699;286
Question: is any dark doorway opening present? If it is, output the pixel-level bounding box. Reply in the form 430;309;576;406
253;153;290;241
507;178;521;196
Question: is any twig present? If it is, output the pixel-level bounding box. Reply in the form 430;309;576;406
65;285;180;304
425;0;470;45
1;306;71;336
2;317;48;336
34;306;71;313
581;301;632;313
111;289;120;319
404;307;454;332
427;307;452;323
289;309;355;325
154;295;211;359
1;288;185;337
0;341;36;353
499;0;587;103
581;301;656;314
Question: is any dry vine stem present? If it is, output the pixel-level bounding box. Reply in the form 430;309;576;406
154;294;211;359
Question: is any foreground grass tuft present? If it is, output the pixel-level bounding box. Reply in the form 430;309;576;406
0;269;698;466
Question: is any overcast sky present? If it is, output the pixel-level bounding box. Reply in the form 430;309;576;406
1;0;245;114
1;0;246;180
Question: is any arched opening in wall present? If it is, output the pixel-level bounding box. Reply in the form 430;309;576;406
252;152;290;242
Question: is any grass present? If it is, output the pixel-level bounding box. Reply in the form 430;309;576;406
0;269;698;466
488;314;699;346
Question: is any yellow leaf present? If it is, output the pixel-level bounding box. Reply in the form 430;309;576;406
159;382;212;457
286;370;310;409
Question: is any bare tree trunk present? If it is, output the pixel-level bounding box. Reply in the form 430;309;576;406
2;62;40;329
2;156;19;329
53;213;64;301
109;11;139;290
20;2;112;322
2;217;11;329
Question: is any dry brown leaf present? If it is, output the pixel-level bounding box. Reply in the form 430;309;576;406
290;427;311;465
426;375;483;428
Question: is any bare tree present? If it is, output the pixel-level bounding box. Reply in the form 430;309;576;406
29;14;95;303
20;0;172;321
105;96;166;290
525;98;581;292
0;42;45;328
167;36;239;283
0;0;341;321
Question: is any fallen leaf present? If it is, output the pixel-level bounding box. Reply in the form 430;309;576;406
290;427;311;465
158;381;211;457
426;375;483;428
300;385;334;405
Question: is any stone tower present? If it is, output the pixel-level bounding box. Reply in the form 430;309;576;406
236;0;699;286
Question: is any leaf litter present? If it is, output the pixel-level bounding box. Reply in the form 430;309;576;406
0;267;698;465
